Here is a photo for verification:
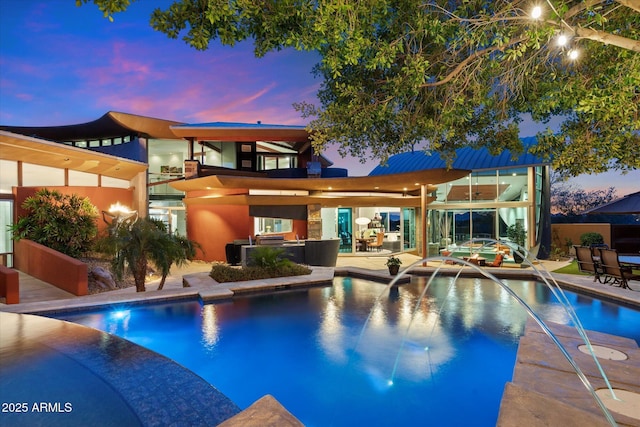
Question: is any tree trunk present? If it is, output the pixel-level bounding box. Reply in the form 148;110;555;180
134;257;147;292
157;274;168;290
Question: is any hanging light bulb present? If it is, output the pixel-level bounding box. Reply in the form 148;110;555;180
568;49;579;60
557;34;568;46
531;5;542;19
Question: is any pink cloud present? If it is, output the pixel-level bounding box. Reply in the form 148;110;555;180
15;93;34;101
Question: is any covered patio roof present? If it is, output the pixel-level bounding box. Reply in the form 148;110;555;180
172;169;467;194
182;194;431;208
171;168;469;207
0;131;147;180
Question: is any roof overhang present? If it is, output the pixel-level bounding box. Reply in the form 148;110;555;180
183;194;433;208
0;131;147;180
170;124;309;143
0;111;183;141
171;168;469;194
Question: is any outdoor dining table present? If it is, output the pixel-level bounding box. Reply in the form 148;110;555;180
356;238;374;252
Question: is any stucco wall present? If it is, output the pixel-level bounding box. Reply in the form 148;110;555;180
187;204;253;262
14;239;87;296
551;223;611;253
0;265;19;304
186;204;308;262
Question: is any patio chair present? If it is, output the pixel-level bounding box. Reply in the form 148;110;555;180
574;246;607;284
600;249;640;290
368;232;384;252
486;253;504;267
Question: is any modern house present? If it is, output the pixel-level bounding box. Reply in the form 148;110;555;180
369;141;552;261
0;112;551;267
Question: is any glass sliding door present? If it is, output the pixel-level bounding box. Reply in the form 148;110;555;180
471;209;496;240
402;208;416;250
0;200;13;266
337;208;353;253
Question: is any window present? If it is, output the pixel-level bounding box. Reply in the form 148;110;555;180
255;217;293;234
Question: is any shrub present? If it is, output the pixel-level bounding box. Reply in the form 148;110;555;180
580;232;604;247
506;222;526;247
209;262;312;283
10;189;98;258
248;246;293;269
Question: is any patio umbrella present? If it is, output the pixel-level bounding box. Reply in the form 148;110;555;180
585;191;640;215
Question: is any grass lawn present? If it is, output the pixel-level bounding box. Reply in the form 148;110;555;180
552;260;587;275
552;259;640;276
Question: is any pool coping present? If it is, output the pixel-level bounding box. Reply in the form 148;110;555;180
497;319;640;426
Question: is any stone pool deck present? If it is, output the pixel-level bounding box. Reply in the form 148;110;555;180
1;255;639;426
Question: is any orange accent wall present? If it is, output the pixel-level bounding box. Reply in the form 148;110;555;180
14;186;134;234
186;205;308;262
14;239;88;296
0;265;19;304
187;204;253;262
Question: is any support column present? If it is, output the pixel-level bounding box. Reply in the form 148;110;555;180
421;184;427;266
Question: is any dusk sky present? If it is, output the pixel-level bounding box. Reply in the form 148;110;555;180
1;1;638;194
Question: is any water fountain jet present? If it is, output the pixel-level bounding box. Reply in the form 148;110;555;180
355;239;620;426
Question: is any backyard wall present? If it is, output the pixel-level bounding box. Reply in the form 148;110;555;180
13;239;88;296
551;223;611;253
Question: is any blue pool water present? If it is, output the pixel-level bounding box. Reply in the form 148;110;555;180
54;276;640;426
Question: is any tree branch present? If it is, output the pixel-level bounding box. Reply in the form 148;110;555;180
576;27;640;52
616;0;640;13
419;36;527;88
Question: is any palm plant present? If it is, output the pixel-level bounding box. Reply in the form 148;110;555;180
248;246;292;269
95;217;199;292
152;226;200;290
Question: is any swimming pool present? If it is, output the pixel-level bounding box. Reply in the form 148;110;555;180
55;276;640;426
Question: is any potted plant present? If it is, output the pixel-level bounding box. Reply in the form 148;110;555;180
385;255;402;275
506;223;526;263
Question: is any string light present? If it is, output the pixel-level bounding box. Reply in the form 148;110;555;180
557;34;568;46
531;5;542;19
530;5;582;63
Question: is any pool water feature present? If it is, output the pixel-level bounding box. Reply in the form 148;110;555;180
54;276;640;426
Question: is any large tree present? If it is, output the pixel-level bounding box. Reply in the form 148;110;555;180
82;0;640;177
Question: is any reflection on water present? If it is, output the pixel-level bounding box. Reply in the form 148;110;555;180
201;305;220;349
54;276;640;427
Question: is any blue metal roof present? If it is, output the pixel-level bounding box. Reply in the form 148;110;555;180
369;136;546;176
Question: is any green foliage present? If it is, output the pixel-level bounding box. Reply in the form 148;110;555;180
247;246;293;269
580;232;604;247
10;189;98;258
385;255;402;267
550;244;564;259
506;222;527;247
94;217;200;292
209;262;312;283
85;0;640;176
